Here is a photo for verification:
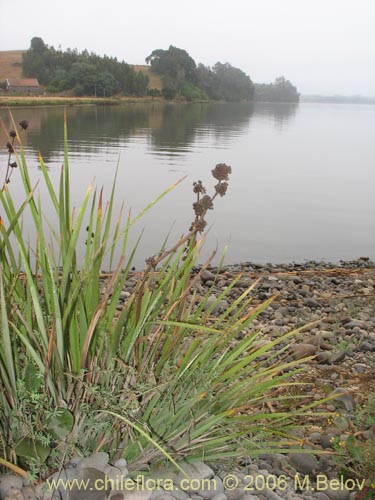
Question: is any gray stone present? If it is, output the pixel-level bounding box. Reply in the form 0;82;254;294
323;488;350;500
330;389;355;411
211;494;228;500
150;489;165;500
152;495;176;500
361;429;375;440
3;488;24;500
309;432;321;444
264;491;284;500
216;300;229;312
121;492;153;500
359;341;374;351
78;452;110;472
332;416;349;431
344;320;367;329
353;363;368;373
315;352;332;364
202;296;229;313
41;493;61;500
104;465;125;485
66;456;83;468
114;459;127;470
201;271;216;283
196;476;224;499
225;488;247;500
147;467;178;484
111;459;129;488
303;299;320;308
21;486;38;500
109;493;124;500
67;468;109;500
175;463;214;491
233;280;252;288
289;453;319;475
171;489;189;500
330;351;346;363
46;467;79;495
289;344;317;359
313;493;330;500
203;296;218;311
0;475;24;497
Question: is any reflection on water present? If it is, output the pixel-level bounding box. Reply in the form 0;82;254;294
1;102;374;266
0;102;297;163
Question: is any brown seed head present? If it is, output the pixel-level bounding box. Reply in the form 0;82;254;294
200;195;214;210
194;219;207;233
19;120;29;130
10;161;17;169
193;180;206;194
211;163;232;181
9;130;17;138
6;142;14;153
193;201;205;217
214;181;228;197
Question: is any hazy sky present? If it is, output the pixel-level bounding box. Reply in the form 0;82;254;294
1;0;374;95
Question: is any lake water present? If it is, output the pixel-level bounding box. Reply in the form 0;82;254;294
1;102;374;268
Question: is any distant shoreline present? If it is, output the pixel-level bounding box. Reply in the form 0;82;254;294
1;95;374;108
301;95;375;105
0;95;166;107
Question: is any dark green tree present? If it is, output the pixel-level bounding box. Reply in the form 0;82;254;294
147;88;162;99
254;76;299;102
161;86;177;100
22;37;51;84
195;64;219;99
30;37;47;53
22;37;149;97
212;62;254;101
146;46;197;85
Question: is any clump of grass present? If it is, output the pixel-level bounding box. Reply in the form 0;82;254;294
332;393;375;499
0;112;327;479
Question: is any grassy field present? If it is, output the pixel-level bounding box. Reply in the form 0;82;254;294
133;64;163;90
0;50;25;81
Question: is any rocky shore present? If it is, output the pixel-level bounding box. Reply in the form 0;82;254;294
1;259;374;500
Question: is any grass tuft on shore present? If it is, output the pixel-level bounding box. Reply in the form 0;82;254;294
0;112;329;479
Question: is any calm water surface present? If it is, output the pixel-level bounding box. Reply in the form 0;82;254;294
1;102;374;267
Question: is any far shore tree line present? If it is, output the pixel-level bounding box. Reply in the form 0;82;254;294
20;37;300;102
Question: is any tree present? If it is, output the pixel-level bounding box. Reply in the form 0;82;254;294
22;37;149;97
161;86;177;100
147;88;162;99
30;37;47;53
272;76;299;102
212;62;254;101
254;76;299;102
49;69;71;91
146;46;197;85
23;37;51;84
195;64;219;99
96;71;117;97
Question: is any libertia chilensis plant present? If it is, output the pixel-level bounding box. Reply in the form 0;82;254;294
0;112;329;480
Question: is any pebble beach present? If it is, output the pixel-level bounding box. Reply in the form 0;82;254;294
1;259;374;500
